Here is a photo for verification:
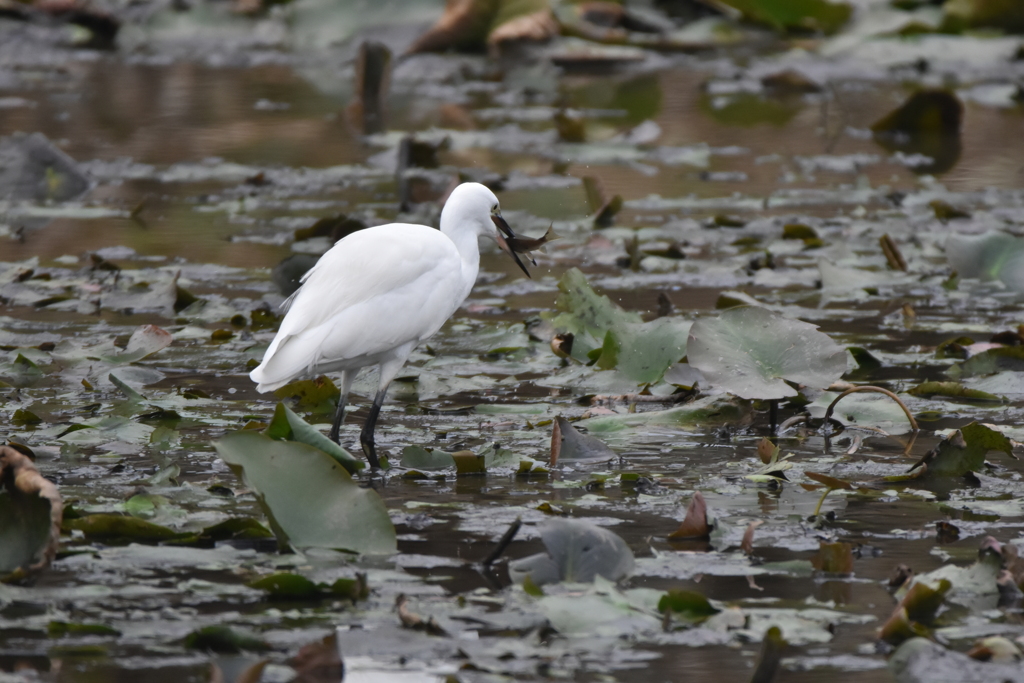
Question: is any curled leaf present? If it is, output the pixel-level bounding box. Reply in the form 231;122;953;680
668;491;711;540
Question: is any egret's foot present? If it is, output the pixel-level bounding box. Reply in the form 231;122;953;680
360;431;381;470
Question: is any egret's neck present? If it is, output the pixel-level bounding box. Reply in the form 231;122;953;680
441;220;482;297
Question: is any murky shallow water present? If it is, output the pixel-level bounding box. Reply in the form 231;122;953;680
2;8;1024;683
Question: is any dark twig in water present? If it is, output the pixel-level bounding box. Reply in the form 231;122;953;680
482;517;522;567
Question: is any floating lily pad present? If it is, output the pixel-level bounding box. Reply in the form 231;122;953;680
717;0;851;34
265;403;362;473
400;445;456;471
908;381;1002;402
910;422;1013;477
658;589;720;624
215;430;396;554
550;417;616;465
945;230;1024;294
508;518;635;586
545;268;689;384
687;306;846;400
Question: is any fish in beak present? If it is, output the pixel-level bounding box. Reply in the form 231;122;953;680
492;213;533;278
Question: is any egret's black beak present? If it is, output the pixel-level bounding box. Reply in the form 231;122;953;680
492;214;532;278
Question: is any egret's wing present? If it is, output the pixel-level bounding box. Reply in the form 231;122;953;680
250;224;465;390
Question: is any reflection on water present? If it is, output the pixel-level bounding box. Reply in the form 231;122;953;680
0;58;1021;268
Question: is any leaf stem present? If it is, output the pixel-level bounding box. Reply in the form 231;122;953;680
823;385;919;433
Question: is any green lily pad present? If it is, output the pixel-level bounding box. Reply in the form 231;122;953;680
215;430;396;555
911;422;1014;477
63;514;185;542
265;403;363;474
657;589;720;624
908;381;1003;402
687;306;846;400
247;573;321;599
400;445;455;471
716;0;852;34
947;346;1024;379
582;395;752;432
544;268;689;384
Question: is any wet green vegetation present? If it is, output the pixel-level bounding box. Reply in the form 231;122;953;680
2;0;1024;681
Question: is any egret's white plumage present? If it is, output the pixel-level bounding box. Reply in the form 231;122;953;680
249;182;527;468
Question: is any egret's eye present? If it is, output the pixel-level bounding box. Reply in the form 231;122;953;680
492;204;499;213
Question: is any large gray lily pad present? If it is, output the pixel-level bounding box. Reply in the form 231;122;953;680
215;430;395;555
687;306;846;400
946;230;1024;294
508;518;634;586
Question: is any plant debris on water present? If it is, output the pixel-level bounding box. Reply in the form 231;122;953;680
2;0;1024;681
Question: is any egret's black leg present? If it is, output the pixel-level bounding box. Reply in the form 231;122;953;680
360;388;387;469
329;393;348;444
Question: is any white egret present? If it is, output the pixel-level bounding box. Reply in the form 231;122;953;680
249;182;532;469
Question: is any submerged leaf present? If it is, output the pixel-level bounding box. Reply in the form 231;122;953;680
215;430;396;554
871;90;962;175
185;625;269;654
812;541;854;575
688;306;846;400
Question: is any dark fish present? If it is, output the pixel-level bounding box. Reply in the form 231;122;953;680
506;224;557;256
492;215;557;278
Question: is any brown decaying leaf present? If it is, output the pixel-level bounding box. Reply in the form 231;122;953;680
668;491;710;540
812;541;853;574
756;437;777;464
488;9;558;44
290;631;344;681
804;471;854;490
741;520;764;555
0;445;62;581
550;417;562;466
407;0;556;55
396;594;448;636
880;234;907;272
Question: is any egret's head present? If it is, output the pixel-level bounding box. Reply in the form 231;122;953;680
443;182;531;277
